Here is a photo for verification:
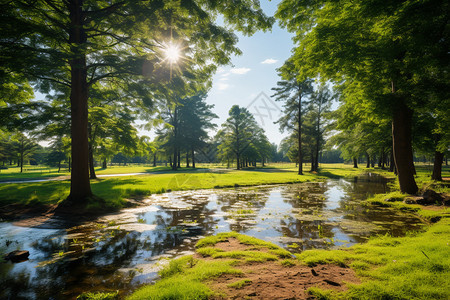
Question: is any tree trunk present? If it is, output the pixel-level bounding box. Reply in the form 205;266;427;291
186;151;190;168
172;147;177;170
353;157;358;168
20;142;24;173
58;160;61;173
177;150;181;168
102;158;107;169
392;96;418;194
262;157;265;167
366;153;370;168
88;141;96;179
191;147;195;168
310;150;314;172
389;148;394;172
169;155;173;168
236;154;240;170
67;0;92;202
431;151;443;181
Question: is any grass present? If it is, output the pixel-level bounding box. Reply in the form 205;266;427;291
127;232;293;300
126;220;450;300
298;218;450;300
0;163;447;213
127;256;242;300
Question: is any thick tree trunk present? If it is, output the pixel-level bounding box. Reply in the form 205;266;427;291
191;147;195;168
431;151;444;181
67;0;92;202
102;158;107;169
236;155;240;170
392;97;418;194
88;142;96;179
177;150;181;168
353;157;358;168
366;153;370;168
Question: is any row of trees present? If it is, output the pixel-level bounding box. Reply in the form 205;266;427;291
275;0;449;193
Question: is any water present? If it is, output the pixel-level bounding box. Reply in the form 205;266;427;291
0;175;424;299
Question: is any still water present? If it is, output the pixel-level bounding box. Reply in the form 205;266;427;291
0;175;424;299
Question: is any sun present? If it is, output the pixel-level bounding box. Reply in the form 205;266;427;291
164;42;181;64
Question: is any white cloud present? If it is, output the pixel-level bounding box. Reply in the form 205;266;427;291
261;58;278;64
217;82;230;90
230;67;251;75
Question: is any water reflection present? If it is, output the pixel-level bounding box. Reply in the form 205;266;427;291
0;175;424;299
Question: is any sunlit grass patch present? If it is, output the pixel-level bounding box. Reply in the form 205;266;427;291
298;218;450;299
127;256;242;300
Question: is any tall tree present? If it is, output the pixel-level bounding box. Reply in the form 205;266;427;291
272;60;313;175
178;93;218;168
217;105;265;169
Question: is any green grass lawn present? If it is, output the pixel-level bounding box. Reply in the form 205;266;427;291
0;163;448;210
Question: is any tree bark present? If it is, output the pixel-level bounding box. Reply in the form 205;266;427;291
191;147;195;168
353;157;358;168
67;0;92;202
431;151;443;181
236;154;240;170
102;158;107;169
389;148;394;172
392;97;418;194
88;141;96;179
177;150;181;168
172;147;177;170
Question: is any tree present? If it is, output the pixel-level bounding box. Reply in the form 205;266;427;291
276;0;448;194
217;105;267;169
12;132;39;173
178;93;218;168
1;0;273;203
272;60;313;175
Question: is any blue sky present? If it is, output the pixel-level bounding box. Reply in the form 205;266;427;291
205;0;294;145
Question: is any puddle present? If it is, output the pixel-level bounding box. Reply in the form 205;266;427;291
0;174;424;299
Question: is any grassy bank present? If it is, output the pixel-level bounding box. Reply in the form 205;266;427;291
0;163;448;211
299;217;450;299
122;219;450;300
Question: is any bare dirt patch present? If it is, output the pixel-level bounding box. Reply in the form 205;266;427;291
204;238;360;299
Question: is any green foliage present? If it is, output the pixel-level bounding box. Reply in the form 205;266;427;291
216;105;271;169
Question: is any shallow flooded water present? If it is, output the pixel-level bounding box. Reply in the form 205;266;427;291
0;174;424;299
